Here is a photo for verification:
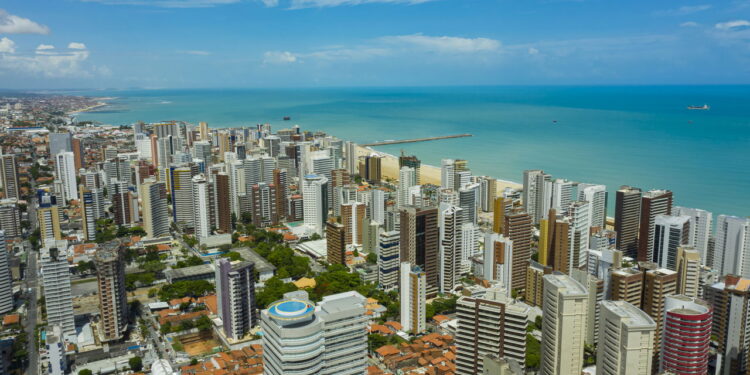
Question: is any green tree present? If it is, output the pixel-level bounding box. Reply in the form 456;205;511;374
526;334;541;369
221;251;244;262
158;280;214;301
175;255;204;268
366;252;377;264
256;277;298;309
129;356;143;372
78;370;93;375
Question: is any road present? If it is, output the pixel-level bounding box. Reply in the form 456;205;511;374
24;249;38;375
139;305;175;366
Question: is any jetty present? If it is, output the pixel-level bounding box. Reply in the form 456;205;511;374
362;134;472;147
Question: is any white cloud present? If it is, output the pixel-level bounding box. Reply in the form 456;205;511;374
260;0;279;5
655;5;711;16
68;42;87;50
528;47;539;55
81;0;242;8
288;0;434;9
179;50;212;55
680;21;699;27
0;37;16;54
263;51;298;64
381;34;500;53
0;9;50;34
36;44;55;50
715;20;750;31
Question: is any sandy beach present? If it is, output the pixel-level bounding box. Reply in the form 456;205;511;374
356;145;522;195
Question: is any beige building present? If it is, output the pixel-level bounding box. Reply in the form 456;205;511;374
540;273;588;375
676;246;701;298
597;301;656;375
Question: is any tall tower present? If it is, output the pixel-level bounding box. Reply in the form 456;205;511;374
95;242;128;342
341;202;366;246
504;212;533;292
0;200;20;239
192;174;211;238
41;244;76;336
440;159;455;190
567;201;591;271
615;186;642;259
55;151;78;202
523;169;551;225
36;190;61;247
216;258;257;340
652;215;691;270
674;206;713;263
399;262;426;334
400;206;439;297
79;185;97;242
676;246;702;298
597;301;656;375
377;231;400;289
215;173;232;233
302;174;329;236
251;182;279;228
540;273;588;375
139;179;170;239
578;183;607;230
439;203;464;294
0;231;12;314
397;166;417;209
713;215;750;278
456;286;528;374
483;232;513;294
170;166;197;232
0;154;19;200
642;268;678;361
660;295;712;375
638;190;673;262
492;196;512;234
326;221;346;266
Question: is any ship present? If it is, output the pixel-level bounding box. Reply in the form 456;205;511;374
283;116;291;121
687;104;710;110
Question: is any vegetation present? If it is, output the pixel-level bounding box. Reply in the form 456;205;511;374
584;343;596;366
95;218;118;243
174;255;204;269
129;357;143;372
254;243;311;279
526;333;540;369
125;272;156;290
78;370;93;375
425;295;458;320
256;277;299;309
220;251;244;262
158;280;214;301
76;260;96;274
366;252;377;264
368;333;406;352
183;235;198;248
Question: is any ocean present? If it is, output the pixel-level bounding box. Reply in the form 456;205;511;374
73;86;750;218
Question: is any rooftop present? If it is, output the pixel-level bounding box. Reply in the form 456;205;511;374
601;300;656;329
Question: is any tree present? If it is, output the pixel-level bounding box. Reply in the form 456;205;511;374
158;280;214;301
175;255;204;268
129;356;143;372
196;315;212;331
190;358;199;366
366;252;377;264
256;277;298;309
221;251;243;262
78;370;93;375
526;334;541;369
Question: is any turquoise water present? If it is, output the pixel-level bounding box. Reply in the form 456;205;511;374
74;86;750;218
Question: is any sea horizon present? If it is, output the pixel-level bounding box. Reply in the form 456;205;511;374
72;85;750;219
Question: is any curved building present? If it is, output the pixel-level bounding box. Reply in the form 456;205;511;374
660;295;712;375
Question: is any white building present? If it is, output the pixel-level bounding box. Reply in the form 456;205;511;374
377;231;400;289
523;169;551;225
261;290;367;375
540;274;588;375
397;167;416;210
55;152;78;202
0;230;12;314
483;232;513;296
399;262;426;335
192;174;211;238
713;215;750;277
460;223;479;274
216;259;257;340
673;206;712;265
551;179;574;215
302;174;329;236
458;183;479;225
370;189;385;225
440;159;455;190
652;215;691;270
596;301;656;375
439;203;464;294
568;200;592;271
41;242;76;337
578;183;607;230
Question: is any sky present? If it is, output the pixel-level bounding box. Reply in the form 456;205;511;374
1;0;750;89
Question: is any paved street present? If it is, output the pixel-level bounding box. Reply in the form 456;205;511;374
24;249;38;375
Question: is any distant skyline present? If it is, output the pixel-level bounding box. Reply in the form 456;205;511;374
1;1;750;89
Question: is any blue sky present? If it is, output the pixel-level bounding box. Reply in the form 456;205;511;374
1;0;750;88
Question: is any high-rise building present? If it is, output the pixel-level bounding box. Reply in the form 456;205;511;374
273;169;289;221
398;153;421;184
79;185;97;242
0;200;20;239
652;215;691;270
525;260;550;308
706;275;750;375
363;155;381;183
215;173;232;233
713;215;750;278
642;267;678;359
261;290;367;375
610;268;643;308
638;190;673;262
483;233;513;294
378;231;400;289
578;183;607;230
492;196;512;234
523;169;551;225
71;137;84;172
547;211;570;273
139;179;170;239
458;183;479;225
369;189;385;226
400;206;439;297
341;202;366;246
41;244;76;336
399;262;426;334
397;167;417;209
615;186;642;259
95;242;128;342
571;269;604;346
49;132;73;161
597;301;656;375
439;203;464;294
551;179;574;215
674;206;713;264
540;273;588;375
302;174;328;236
0;154;19;200
361;219;379;254
660;295;712;375
456;286;529;374
676;246;701;298
345;141;358;176
251;182;278;228
171;166;197;232
441;159;455;190
0;230;12;314
192;174;211;238
36;190;61;247
568;201;591;271
55;151;78;202
198;121;209;141
216;258;257;340
326;221;346;265
479;176;497;213
504;212;533;292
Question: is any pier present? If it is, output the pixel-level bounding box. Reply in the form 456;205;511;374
361;134;472;147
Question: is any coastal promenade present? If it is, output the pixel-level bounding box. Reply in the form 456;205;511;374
360;134;472;147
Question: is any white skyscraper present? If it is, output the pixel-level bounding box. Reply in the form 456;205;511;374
215;259;257;340
370;189;385;225
262;290;367;375
400;262;426;334
568;200;592;271
597;301;656;375
302;174;329;236
713;215;750;278
674;206;713;264
439;203;464;294
523;169;552;224
397;166;417;209
458;183;479;225
460;223;479;274
55;152;78;202
551;179;574;215
192;174;211;239
0;230;12;314
483;232;513;296
540;273;588;375
652;215;691;270
441;159;455;190
377;231;400;289
41;242;76;337
578;183;607;230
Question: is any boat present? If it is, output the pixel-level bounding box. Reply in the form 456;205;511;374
283;116;291;121
687;104;710;110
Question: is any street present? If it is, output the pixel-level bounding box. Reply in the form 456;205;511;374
24;249;38;375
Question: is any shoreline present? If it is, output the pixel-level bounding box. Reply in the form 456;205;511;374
67;97;116;115
356;145;523;194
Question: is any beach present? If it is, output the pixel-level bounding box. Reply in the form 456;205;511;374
356;145;522;194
